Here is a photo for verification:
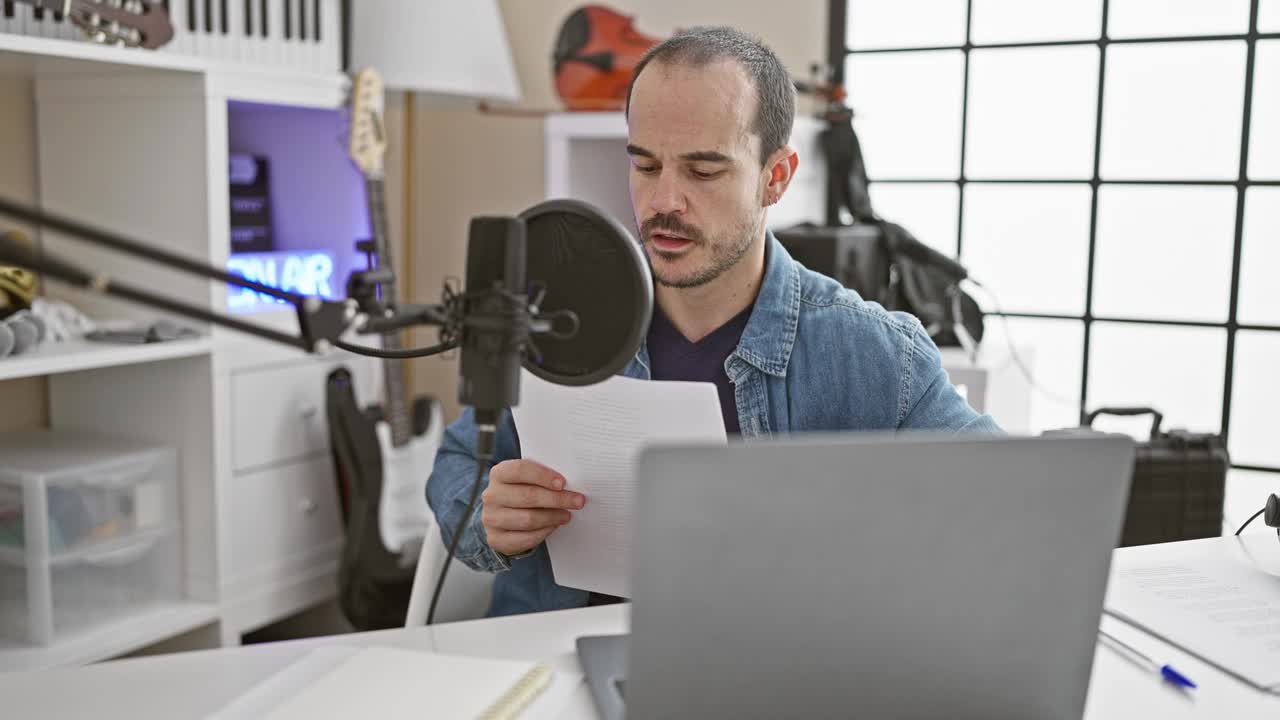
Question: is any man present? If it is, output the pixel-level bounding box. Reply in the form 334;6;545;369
428;26;999;617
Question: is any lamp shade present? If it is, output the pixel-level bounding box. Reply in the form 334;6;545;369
349;0;521;101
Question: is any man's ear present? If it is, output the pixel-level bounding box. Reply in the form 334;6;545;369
762;145;799;207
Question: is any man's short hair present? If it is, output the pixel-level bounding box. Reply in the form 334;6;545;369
625;26;796;166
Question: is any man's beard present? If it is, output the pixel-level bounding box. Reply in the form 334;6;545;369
641;212;761;289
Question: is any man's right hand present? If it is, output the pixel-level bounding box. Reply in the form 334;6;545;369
481;459;586;557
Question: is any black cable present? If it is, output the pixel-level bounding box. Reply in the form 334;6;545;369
966;278;1081;409
331;338;456;359
428;427;496;625
1235;507;1266;536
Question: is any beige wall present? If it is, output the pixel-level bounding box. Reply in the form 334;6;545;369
406;0;827;420
403;106;545;421
0;74;48;433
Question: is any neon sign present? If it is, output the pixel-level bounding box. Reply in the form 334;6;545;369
227;250;337;312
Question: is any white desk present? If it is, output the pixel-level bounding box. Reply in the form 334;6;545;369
2;554;1278;717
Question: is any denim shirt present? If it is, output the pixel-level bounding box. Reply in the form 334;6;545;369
427;234;1001;617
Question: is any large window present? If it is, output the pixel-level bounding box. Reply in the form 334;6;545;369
832;0;1279;531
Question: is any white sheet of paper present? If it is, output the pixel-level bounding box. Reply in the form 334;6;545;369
511;370;726;597
1104;536;1280;693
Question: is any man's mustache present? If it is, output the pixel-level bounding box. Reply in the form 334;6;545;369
641;214;704;244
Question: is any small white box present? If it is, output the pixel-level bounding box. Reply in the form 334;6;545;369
0;431;181;646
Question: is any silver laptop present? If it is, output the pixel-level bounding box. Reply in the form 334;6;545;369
578;433;1134;719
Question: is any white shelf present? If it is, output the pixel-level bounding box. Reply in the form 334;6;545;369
0;601;219;672
1;33;348;108
0;31;337;80
0;337;213;382
545;111;627;138
0;526;173;569
0;32;207;74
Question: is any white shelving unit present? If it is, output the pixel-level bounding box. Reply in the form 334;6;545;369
0;32;209;73
0;22;378;672
0;0;342;76
0;338;214;382
0;602;221;671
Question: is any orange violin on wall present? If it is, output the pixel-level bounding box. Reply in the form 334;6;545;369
553;5;661;111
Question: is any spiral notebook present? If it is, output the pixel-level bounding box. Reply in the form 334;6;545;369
209;646;581;720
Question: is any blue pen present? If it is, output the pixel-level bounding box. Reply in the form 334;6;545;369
1098;628;1197;690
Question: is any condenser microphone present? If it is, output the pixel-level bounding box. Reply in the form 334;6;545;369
426;199;653;626
458;216;528;426
430;216;528;627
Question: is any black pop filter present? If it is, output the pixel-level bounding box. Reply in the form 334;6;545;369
519;199;653;386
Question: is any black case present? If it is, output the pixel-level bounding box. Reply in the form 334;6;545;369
1083;407;1229;547
775;222;886;295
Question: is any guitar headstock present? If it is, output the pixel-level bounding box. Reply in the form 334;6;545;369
348;68;388;179
60;0;176;49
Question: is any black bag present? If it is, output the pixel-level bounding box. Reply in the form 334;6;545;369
776;222;985;348
1083;407;1229;547
776;106;984;348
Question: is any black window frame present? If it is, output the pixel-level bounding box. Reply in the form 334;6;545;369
827;0;1280;480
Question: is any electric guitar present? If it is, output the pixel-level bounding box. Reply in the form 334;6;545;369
11;0;174;49
328;67;444;630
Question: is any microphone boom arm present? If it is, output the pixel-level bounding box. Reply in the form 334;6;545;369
0;194;455;358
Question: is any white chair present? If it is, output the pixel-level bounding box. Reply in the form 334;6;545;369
404;517;496;626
